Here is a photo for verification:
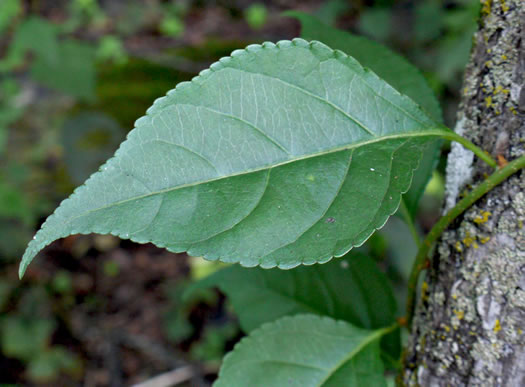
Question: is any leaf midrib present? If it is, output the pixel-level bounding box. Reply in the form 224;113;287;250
57;130;446;225
316;326;388;386
56;44;447;225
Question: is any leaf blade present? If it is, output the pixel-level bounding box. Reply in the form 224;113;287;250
187;252;402;363
214;314;387;387
20;39;448;276
284;12;441;121
286;11;444;217
186;253;396;333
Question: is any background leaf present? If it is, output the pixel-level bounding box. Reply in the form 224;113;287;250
61;112;124;184
21;38;447;276
0;0;21;35
30;39;97;100
1;317;55;361
215;314;387;387
286;11;443;217
0;17;96;100
187;253;395;333
0;16;59;72
402;139;443;217
188;252;401;362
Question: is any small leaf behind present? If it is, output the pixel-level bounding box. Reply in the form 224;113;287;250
186;253;396;333
187;252;401;363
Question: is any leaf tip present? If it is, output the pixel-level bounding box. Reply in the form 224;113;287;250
18;260;27;280
19;240;38;280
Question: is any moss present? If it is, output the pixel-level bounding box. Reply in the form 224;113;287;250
453;310;465;320
479;236;491;244
481;0;492;15
421;281;429;302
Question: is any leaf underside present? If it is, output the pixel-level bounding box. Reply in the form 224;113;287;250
20;38;445;276
287;11;444;216
214;314;386;387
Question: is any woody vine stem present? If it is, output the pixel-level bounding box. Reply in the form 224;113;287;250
405;150;525;326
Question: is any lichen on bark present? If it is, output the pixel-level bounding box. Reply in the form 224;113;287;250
402;1;525;386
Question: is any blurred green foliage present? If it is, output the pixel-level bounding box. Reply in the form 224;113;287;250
0;1;190;383
0;284;82;382
354;0;480;97
1;16;96;99
316;0;350;26
245;4;268;30
160;1;188;38
190;321;238;364
0;0;479;384
96;35;128;65
358;6;392;42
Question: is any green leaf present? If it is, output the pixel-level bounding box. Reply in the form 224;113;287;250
189;252;402;363
215;314;388;387
358;7;392;42
1;317;55;361
187;253;395;333
27;347;81;382
286;12;444;216
20;38;449;277
61;112;124;184
0;0;21;35
96;35;128;65
30;39;97;100
0;16;59;72
285;12;441;121
159;16;185;38
0;17;96;99
402;138;442;217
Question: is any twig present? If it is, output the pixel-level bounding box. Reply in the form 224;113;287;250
131;365;195;387
117;331;185;368
117;331;209;387
443;130;498;169
406;154;525;325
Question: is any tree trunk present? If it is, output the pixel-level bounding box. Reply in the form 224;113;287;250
402;1;525;386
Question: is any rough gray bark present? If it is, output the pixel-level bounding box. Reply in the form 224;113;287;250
402;1;525;386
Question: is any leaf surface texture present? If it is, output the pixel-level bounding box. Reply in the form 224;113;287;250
20;38;446;276
287;12;443;216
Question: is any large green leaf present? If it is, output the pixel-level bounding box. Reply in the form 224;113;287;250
187;253;396;333
286;11;443;216
215;314;387;387
20;38;448;277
